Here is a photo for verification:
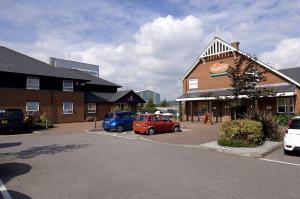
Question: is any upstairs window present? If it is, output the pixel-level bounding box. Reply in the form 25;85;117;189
26;77;40;90
63;102;73;114
63;80;73;92
87;103;96;114
188;78;198;89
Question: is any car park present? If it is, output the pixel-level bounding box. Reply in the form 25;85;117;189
0;109;25;133
102;111;136;132
133;114;180;135
284;116;300;154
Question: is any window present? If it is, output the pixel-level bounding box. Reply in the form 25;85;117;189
188;78;198;89
26;102;39;112
88;103;96;113
63;80;73;92
26;77;40;90
63;102;73;114
277;98;294;113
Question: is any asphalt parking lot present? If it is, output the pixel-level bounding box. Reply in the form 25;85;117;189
0;130;300;199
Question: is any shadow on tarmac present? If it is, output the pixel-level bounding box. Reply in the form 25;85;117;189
0;144;90;159
0;162;32;199
0;142;22;148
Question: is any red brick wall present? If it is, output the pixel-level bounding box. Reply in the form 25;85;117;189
183;54;287;93
0;88;85;124
84;102;112;121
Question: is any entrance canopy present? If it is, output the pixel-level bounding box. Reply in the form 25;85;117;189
176;83;296;101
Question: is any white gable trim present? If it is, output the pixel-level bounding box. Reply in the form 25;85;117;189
180;37;300;87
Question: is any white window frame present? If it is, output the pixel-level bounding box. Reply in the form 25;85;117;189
63;102;73;114
88;103;96;114
26;101;39;112
26;76;40;90
188;78;198;89
277;98;294;113
63;80;73;92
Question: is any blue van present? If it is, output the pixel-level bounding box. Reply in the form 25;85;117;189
102;112;136;132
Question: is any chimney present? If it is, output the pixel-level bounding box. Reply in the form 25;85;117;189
230;41;240;50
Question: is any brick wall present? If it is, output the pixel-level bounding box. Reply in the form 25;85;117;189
0;88;85;123
183;54;287;93
85;102;112;121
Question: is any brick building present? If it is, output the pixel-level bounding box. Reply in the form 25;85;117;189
177;37;300;122
0;46;145;123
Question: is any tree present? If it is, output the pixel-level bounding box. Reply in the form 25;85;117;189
145;97;157;113
160;99;169;107
227;55;274;120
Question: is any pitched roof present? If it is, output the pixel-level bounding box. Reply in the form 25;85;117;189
0;46;89;80
180;37;300;87
60;68;121;87
279;67;300;83
85;90;146;103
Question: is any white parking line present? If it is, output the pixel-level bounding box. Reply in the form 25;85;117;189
0;179;12;199
259;158;300;167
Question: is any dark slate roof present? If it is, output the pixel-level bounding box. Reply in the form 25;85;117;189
177;84;296;99
279;67;300;84
60;68;121;87
0;46;89;80
85;90;146;103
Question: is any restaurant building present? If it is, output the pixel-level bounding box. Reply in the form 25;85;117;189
0;46;145;123
177;37;300;122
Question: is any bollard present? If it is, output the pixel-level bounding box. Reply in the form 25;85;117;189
94;117;97;129
45;120;48;129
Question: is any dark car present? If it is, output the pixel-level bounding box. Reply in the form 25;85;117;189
0;109;25;133
102;112;136;132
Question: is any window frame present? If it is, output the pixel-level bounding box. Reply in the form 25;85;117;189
63;102;73;114
26;101;39;112
87;103;96;114
63;80;74;92
188;78;198;89
26;76;40;90
277;98;294;113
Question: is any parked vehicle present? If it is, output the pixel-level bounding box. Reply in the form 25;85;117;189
284;116;300;154
102;112;136;132
0;109;24;133
133;114;180;135
154;110;173;117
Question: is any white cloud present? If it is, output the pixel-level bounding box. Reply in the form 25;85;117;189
260;38;300;69
68;15;204;99
7;15;204;100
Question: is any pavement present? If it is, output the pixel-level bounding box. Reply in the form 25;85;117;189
1;130;300;199
200;141;282;158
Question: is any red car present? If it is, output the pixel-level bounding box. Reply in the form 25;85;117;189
133;114;180;135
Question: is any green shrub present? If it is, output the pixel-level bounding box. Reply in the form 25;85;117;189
218;136;251;147
244;111;282;141
219;119;263;147
273;114;297;126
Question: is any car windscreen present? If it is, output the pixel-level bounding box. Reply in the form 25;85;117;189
135;115;147;122
291;119;300;129
0;110;22;119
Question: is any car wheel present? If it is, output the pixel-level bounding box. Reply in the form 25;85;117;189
117;125;124;133
173;126;180;132
134;131;139;134
148;128;155;135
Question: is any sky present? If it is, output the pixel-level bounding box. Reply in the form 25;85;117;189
1;0;300;100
